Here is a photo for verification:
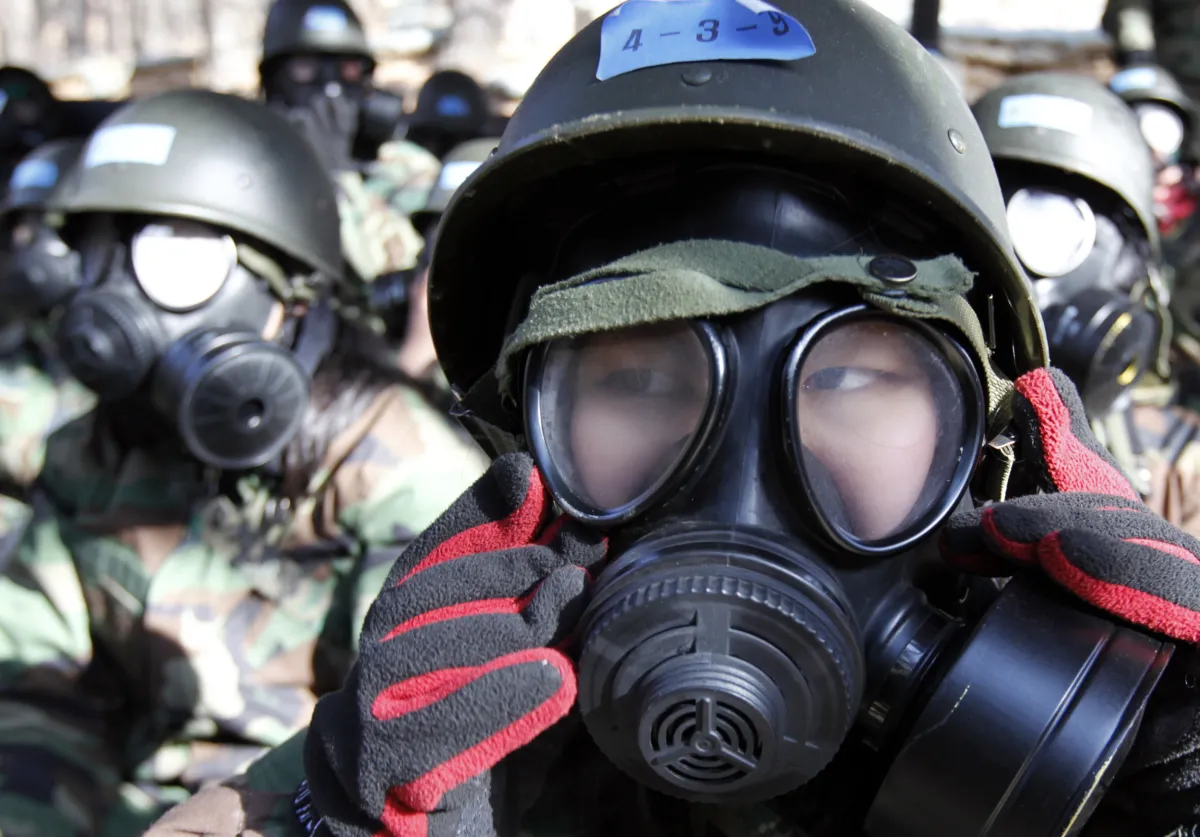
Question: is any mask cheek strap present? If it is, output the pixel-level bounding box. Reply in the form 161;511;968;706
290;300;337;378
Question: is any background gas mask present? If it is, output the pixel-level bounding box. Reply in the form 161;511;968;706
1;211;80;315
1134;101;1190;168
57;215;334;471
1004;181;1164;416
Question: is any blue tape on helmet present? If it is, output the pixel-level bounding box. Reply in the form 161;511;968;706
10;159;58;191
303;6;348;32
597;0;815;82
436;95;471;118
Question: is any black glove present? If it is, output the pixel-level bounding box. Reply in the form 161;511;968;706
301;452;608;837
284;95;359;177
942;367;1200;643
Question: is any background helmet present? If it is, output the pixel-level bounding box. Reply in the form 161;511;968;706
52;89;342;280
411;136;499;236
260;0;374;74
973;72;1160;255
3;137;83;215
407;70;490;140
1109;64;1196;125
428;0;1046;396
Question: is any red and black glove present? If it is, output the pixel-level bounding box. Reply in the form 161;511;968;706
301;452;607;837
942;367;1200;642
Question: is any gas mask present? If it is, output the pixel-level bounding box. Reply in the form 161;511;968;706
1133;102;1188;168
1005;185;1163;415
1;212;81;314
57;216;334;471
519;289;1170;834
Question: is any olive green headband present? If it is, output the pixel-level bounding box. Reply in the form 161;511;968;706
498;240;1016;434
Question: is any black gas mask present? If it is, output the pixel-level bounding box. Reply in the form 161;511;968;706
57;216;334;471
1;211;81;315
262;54;403;161
521;294;1170;834
1005;184;1163;416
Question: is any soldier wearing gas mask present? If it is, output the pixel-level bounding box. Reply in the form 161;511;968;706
0;138;95;557
0;89;486;837
144;2;1200;837
259;0;444;356
972;73;1200;537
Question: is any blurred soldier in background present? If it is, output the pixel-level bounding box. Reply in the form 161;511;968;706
0;89;485;837
0;138;95;558
973;72;1200;537
258;0;442;333
1103;0;1200;104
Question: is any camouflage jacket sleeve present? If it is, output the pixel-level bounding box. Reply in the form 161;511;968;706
144;730;309;837
336;139;441;283
0;350;96;493
0;508;120;837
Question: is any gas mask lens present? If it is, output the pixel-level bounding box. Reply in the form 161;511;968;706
131;220;236;311
1007;188;1098;278
790;318;970;546
530;322;716;517
1135;102;1186;161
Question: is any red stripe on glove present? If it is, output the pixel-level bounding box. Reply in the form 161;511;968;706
400;469;550;586
375;649;577;823
1040;533;1200;642
1015;369;1140;501
1125;538;1200;567
380;589;539;642
980;507;1038;564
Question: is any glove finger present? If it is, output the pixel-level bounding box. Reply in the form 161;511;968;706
364;544;572;642
980;493;1147;562
367;648;575;814
1042;528;1200;642
385;453;551;588
941;506;1002;572
535;514;608;577
379;776;495;837
1011;368;1140;500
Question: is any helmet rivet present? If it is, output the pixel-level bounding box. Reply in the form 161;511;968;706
869;255;918;284
681;68;713;87
948;128;967;154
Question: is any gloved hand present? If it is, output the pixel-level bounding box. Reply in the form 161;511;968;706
283;94;359;177
301;452;607;837
942;367;1200;642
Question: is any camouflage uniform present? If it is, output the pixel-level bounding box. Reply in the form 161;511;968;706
336;139;440;286
0;382;487;837
1103;0;1200;101
0;326;95;559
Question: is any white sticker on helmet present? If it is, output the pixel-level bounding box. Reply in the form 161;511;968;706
303;6;348;32
84;124;177;168
437;160;481;192
10;159;58;191
997;94;1094;137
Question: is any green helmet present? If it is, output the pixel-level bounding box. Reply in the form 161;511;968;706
411;137;499;233
53;89;342;280
429;0;1046;395
3;138;83;214
972;72;1159;256
1109;64;1196;124
260;0;373;71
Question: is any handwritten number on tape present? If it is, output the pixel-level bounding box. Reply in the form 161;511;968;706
598;0;815;81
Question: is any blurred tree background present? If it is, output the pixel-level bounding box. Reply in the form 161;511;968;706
0;0;1114;104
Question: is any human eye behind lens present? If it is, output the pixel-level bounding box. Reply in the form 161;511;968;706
803;366;894;392
597;367;690;398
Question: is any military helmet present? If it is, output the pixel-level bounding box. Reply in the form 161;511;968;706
411;137;499;233
973;72;1159;255
53;89;342;280
3;137;83;214
260;0;373;71
1108;64;1195;123
429;0;1046;395
407;70;489;136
